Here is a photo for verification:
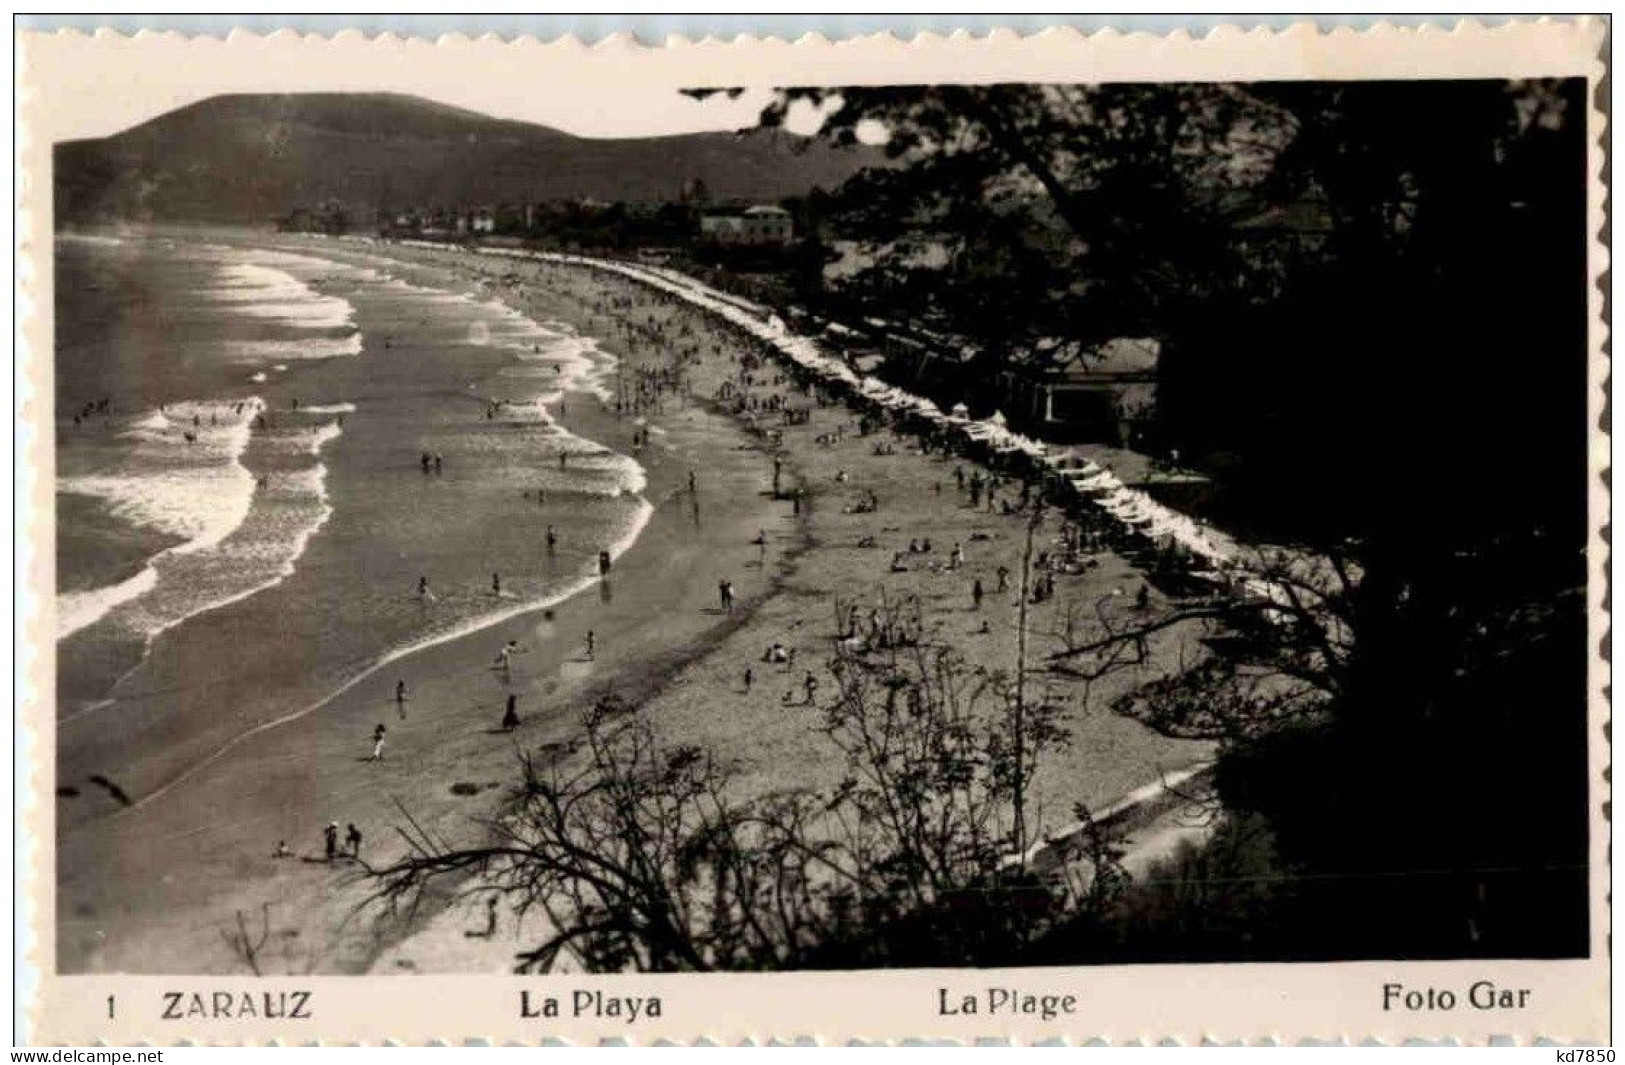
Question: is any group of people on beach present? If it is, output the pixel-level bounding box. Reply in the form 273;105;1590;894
68;396;115;428
254;245;1190;923
271;820;363;863
323;821;365;861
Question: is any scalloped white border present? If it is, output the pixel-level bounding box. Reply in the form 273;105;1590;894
13;17;1611;1046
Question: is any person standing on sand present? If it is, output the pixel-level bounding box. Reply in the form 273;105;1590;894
546;525;557;552
688;470;697;493
973;578;984;611
586;630;596;660
345;823;363;860
744;667;753;692
370;723;387;761
492;572;502;597
417;576;432;601
323;822;338;861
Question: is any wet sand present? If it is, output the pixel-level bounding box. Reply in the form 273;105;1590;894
327;241;1217;974
56;240;790;973
58;233;1214;974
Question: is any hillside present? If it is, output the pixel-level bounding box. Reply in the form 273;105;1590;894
54;93;881;224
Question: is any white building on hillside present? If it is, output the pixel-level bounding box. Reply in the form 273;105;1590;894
698;205;794;246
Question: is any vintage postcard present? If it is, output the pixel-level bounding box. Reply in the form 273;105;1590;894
15;19;1610;1045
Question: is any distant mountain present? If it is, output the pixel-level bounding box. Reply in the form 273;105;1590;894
54;93;881;224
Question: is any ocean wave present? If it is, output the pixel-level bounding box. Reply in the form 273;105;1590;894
299;402;356;414
489;397;556;426
299;420;343;455
229;301;356;331
224;333;364;362
369;244;646;488
382;277;471;303
482;309;619;405
497;367;569;387
125;493;657;813
63;399;263;552
118;447;338;647
57;567;158;640
58;232;127;248
376;267;644;499
57;403;346;644
204;262;357;331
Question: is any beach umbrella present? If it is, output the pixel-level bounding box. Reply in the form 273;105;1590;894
951;402;970;418
990;410;1008;428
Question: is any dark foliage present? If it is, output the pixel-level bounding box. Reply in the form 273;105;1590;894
772;79;1594;961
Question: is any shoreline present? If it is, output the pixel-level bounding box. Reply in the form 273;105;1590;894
57;233;791;973
58;229;1215;974
328;239;1219;973
55;240;650;811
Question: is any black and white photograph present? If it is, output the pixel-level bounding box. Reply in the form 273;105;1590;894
20;19;1607;1044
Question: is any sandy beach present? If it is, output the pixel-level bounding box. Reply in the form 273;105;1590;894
57;232;1213;974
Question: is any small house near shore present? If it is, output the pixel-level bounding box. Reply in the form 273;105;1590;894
698;204;794;246
997;337;1161;447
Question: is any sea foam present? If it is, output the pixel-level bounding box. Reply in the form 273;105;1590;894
57;400;348;644
225;334;364;362
205;262;358;332
62;399;263;554
126;493;656;813
57;567;159;641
